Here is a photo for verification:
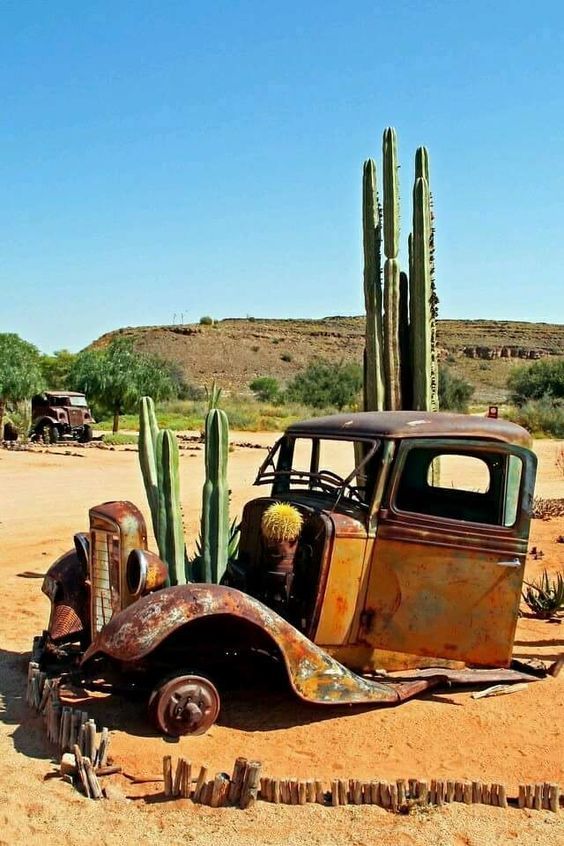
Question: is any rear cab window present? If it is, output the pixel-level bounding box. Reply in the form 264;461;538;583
393;443;524;528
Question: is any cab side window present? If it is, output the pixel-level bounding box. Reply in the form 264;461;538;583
394;447;523;527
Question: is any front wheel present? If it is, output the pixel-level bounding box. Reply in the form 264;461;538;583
79;424;93;443
40;423;59;444
148;673;220;737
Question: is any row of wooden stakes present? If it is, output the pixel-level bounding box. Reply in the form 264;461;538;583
163;756;261;809
26;658;112;799
161;757;561;813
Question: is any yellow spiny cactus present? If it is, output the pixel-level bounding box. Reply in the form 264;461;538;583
261;502;303;543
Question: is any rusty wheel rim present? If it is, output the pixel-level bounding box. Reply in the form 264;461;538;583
149;674;220;737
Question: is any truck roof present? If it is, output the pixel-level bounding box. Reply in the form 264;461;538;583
43;391;86;397
286;411;533;448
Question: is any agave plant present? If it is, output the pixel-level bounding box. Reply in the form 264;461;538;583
522;570;564;619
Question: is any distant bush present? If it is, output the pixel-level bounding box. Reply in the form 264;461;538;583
249;377;280;403
287;360;362;410
199;316;213;326
504;398;564;438
507;359;564;405
103;432;139;446
439;367;474;412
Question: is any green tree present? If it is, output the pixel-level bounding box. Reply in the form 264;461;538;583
249;376;280;403
287;360;363;410
0;334;43;436
68;338;177;432
39;349;77;389
438;366;474;412
507;359;564;406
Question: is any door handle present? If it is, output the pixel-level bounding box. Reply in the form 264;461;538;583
496;558;521;568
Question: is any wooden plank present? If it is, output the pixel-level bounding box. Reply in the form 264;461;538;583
86;720;97;764
351;779;362;805
533;783;543;811
280;780;290;804
418;781;428;805
97;727;110;767
337;779;348;806
83;756;103;800
298;781;307;806
180;760;192;799
463;783;473;805
370;781;380;805
331;780;339;807
389;783;399;812
271;779;281;804
288;779;299;806
211;773;229;808
362;781;372;804
397;779;406;806
482;783;491;805
73;744;91;798
306;779;315;803
315;780;324;805
60;707;71;753
525;784;534;810
518;784;527;808
498;784;508;808
472;781;482;804
548;783;560;813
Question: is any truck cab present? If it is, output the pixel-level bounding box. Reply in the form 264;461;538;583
233;411;537;671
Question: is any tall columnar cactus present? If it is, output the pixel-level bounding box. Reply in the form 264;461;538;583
362;129;438;415
382;127;402;410
138;396;186;585
201;407;230;584
410;175;433;411
362;159;385;411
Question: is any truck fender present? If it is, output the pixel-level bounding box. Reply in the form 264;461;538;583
81;584;436;705
42;549;89;642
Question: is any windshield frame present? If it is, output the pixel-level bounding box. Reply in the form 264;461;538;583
254;434;381;508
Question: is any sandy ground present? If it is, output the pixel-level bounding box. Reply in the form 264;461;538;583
0;434;563;846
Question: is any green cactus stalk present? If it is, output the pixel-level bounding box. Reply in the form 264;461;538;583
139;396;160;540
382;127;402;410
362;159;385;411
398;270;413;408
155;429;186;586
201;407;230;584
411;175;433;411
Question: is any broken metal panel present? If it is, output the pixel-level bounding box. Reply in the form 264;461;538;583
81;584;438;706
42;549;89;643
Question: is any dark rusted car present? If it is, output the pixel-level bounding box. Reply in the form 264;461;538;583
30;391;94;443
40;412;540;736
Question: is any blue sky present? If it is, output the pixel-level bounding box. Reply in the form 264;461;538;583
1;0;563;353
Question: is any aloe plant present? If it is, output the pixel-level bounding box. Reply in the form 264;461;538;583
523;570;564;619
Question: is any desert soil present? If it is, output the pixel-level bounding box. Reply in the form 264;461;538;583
0;435;562;846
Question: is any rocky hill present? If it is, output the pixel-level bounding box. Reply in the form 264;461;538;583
94;317;564;404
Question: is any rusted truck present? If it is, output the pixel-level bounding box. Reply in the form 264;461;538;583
30;391;95;443
40;411;541;736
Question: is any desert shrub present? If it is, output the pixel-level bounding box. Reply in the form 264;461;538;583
532;497;564;519
507;358;564;405
249;377;280;403
102;432;138;446
522;570;564;619
505;398;564;438
438;367;474;412
287;360;363;411
199;315;213;326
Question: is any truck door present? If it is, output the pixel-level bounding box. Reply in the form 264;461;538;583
363;439;536;667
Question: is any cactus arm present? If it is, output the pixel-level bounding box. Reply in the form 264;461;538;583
362;159;385;411
156;429;186;586
138;396;160;539
382;127;400;259
398;270;413;408
201;408;230;584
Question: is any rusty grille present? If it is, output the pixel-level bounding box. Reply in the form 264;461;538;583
91;530;120;636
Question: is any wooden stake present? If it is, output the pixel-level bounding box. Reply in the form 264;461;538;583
306;779;315;803
73;744;91;798
389;783;399;812
482;783;491;805
397;779;406;806
60;707;71;752
337;779;348;806
418;781;428;805
490;784;499;806
315;780;325;805
362;781;372;804
446;780;455;803
194;765;209;803
86;719;97;763
548;783;559;813
180;760;192;799
463;782;472;805
298;781;307;805
518;784;527;808
370;781;380;805
380;781;390;808
351;779;362;805
331;780;339;807
240;761;261;809
525;784;533;809
472;781;482;804
83;756;103;800
436;780;445;806
533;783;543;811
280;780;290;804
173;758;185;798
211;773;229;808
272;779;281;804
96;728;110;768
227;757;247;805
498;784;508;808
289;778;299;806
163;755;173;798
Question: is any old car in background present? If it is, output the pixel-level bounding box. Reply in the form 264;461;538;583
30;391;94;443
39;411;541;736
